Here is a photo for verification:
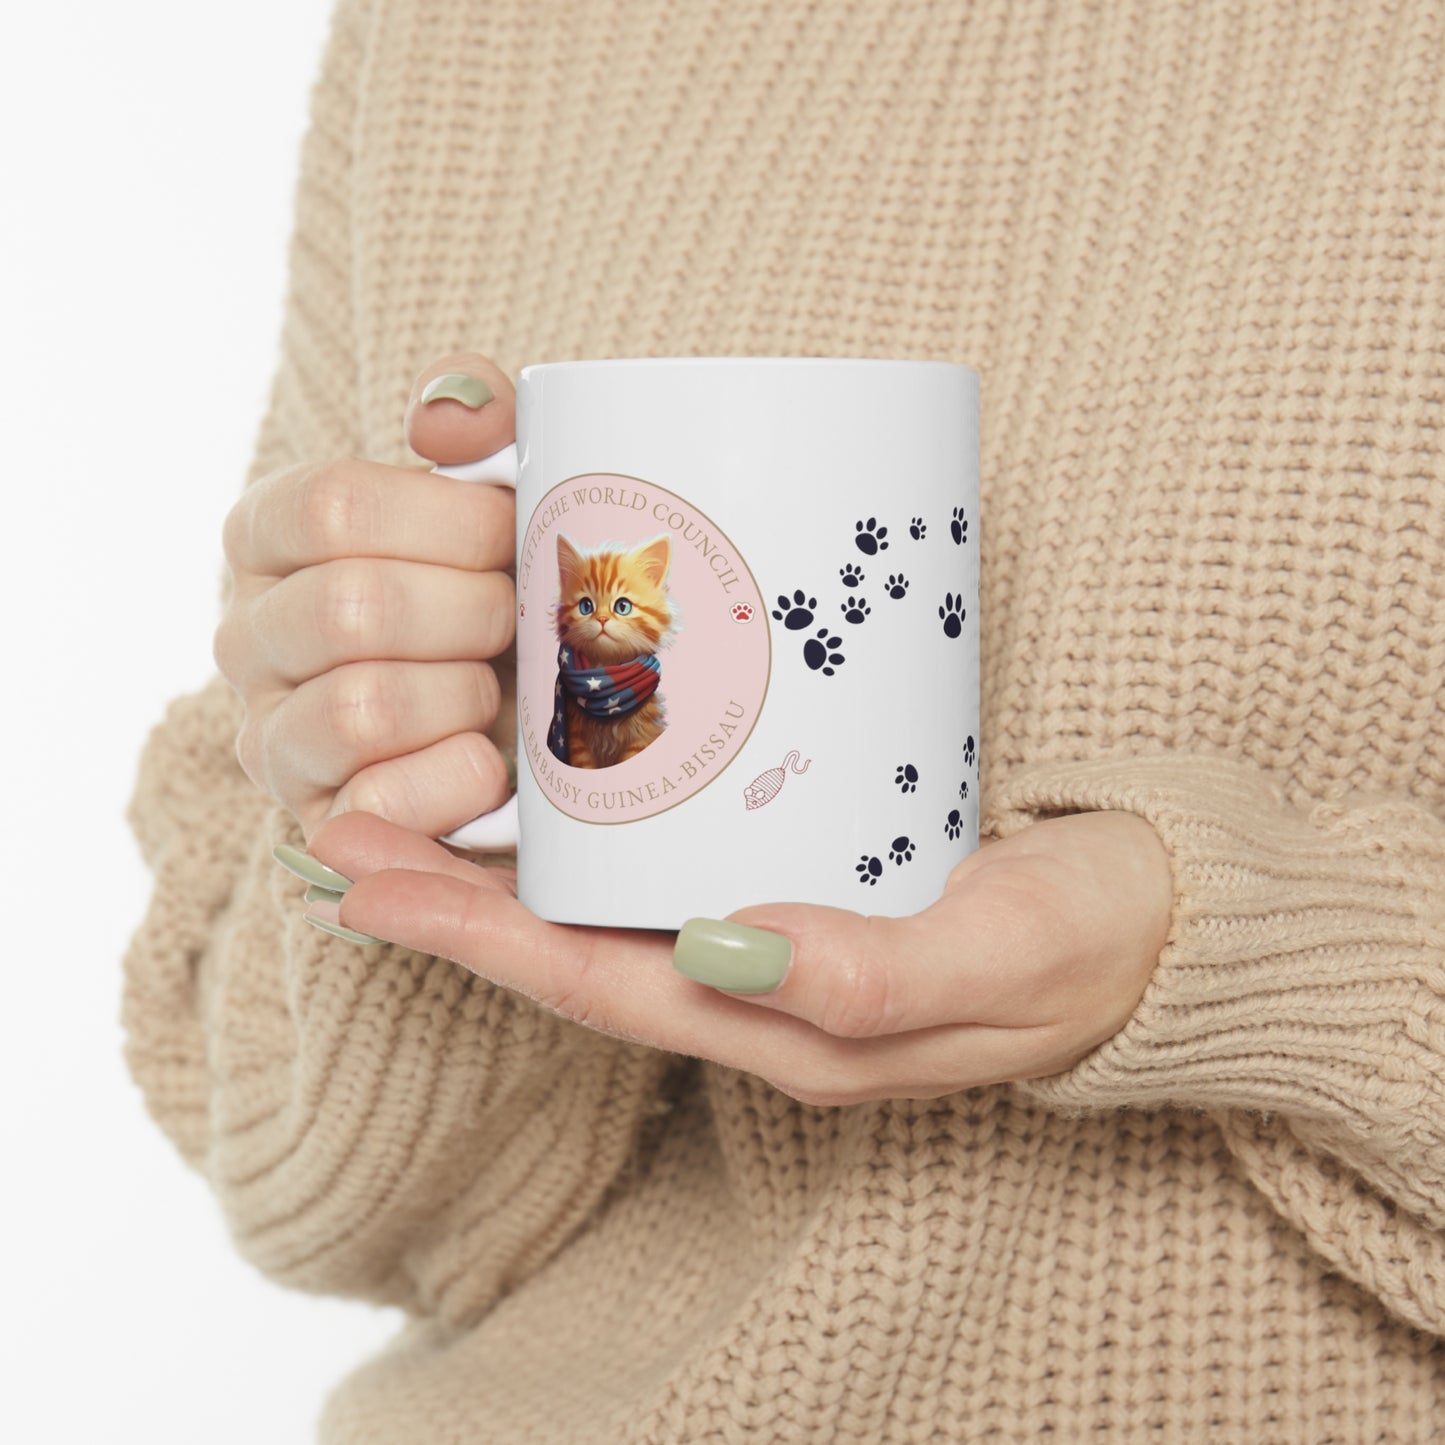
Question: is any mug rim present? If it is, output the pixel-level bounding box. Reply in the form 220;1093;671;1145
518;355;979;381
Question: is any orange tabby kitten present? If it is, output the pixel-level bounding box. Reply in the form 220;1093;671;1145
550;534;677;769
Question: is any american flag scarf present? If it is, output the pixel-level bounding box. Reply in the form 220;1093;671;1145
548;644;662;763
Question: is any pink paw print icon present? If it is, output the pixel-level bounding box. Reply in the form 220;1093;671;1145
730;602;754;623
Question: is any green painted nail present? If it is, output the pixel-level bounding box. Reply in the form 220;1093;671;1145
420;372;494;409
273;844;352;892
673;918;792;994
303;913;384;946
503;747;518;792
304;884;347;906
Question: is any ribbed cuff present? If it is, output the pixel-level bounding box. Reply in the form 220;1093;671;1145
122;678;271;1171
986;754;1445;1127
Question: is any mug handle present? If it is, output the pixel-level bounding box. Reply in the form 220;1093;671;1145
431;443;522;852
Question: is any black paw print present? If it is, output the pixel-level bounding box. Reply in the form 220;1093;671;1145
959;778;970;801
939;593;966;638
889;836;915;865
771;590;816;630
945;809;963;840
856;854;883;886
909;517;926;540
839;563;865;588
951;507;969;545
963;735;976;767
804;628;846;676
886;573;909;599
854;518;889;555
841;596;871;624
895;763;919;793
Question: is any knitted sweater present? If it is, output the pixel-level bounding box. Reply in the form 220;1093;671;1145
122;1;1445;1440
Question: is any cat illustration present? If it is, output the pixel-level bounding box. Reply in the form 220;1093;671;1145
546;533;678;769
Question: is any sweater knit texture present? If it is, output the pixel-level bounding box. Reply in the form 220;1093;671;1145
122;1;1445;1440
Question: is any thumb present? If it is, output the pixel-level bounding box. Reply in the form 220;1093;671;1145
404;352;517;466
673;894;976;1039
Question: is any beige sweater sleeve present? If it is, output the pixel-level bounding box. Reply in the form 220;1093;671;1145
988;753;1445;1336
120;0;675;1327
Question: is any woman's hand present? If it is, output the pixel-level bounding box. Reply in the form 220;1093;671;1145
296;808;1173;1104
215;354;518;844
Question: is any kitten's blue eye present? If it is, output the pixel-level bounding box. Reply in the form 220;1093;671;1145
614;597;633;615
578;598;594;615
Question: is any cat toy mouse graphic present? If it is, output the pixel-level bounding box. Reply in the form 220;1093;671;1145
743;750;811;809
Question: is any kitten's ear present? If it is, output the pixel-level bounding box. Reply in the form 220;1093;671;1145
633;534;671;584
557;534;585;587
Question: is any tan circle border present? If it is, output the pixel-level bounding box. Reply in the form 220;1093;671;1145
522;471;773;826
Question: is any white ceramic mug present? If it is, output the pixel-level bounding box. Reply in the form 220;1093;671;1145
436;357;979;930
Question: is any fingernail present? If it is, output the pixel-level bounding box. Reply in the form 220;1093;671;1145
273;844;352;892
421;372;494;409
673;918;792;994
503;747;518;792
304;884;347;906
303;913;385;947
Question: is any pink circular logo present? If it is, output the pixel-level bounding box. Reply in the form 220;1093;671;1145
516;474;770;823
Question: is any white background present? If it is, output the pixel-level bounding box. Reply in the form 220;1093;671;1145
0;4;407;1441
